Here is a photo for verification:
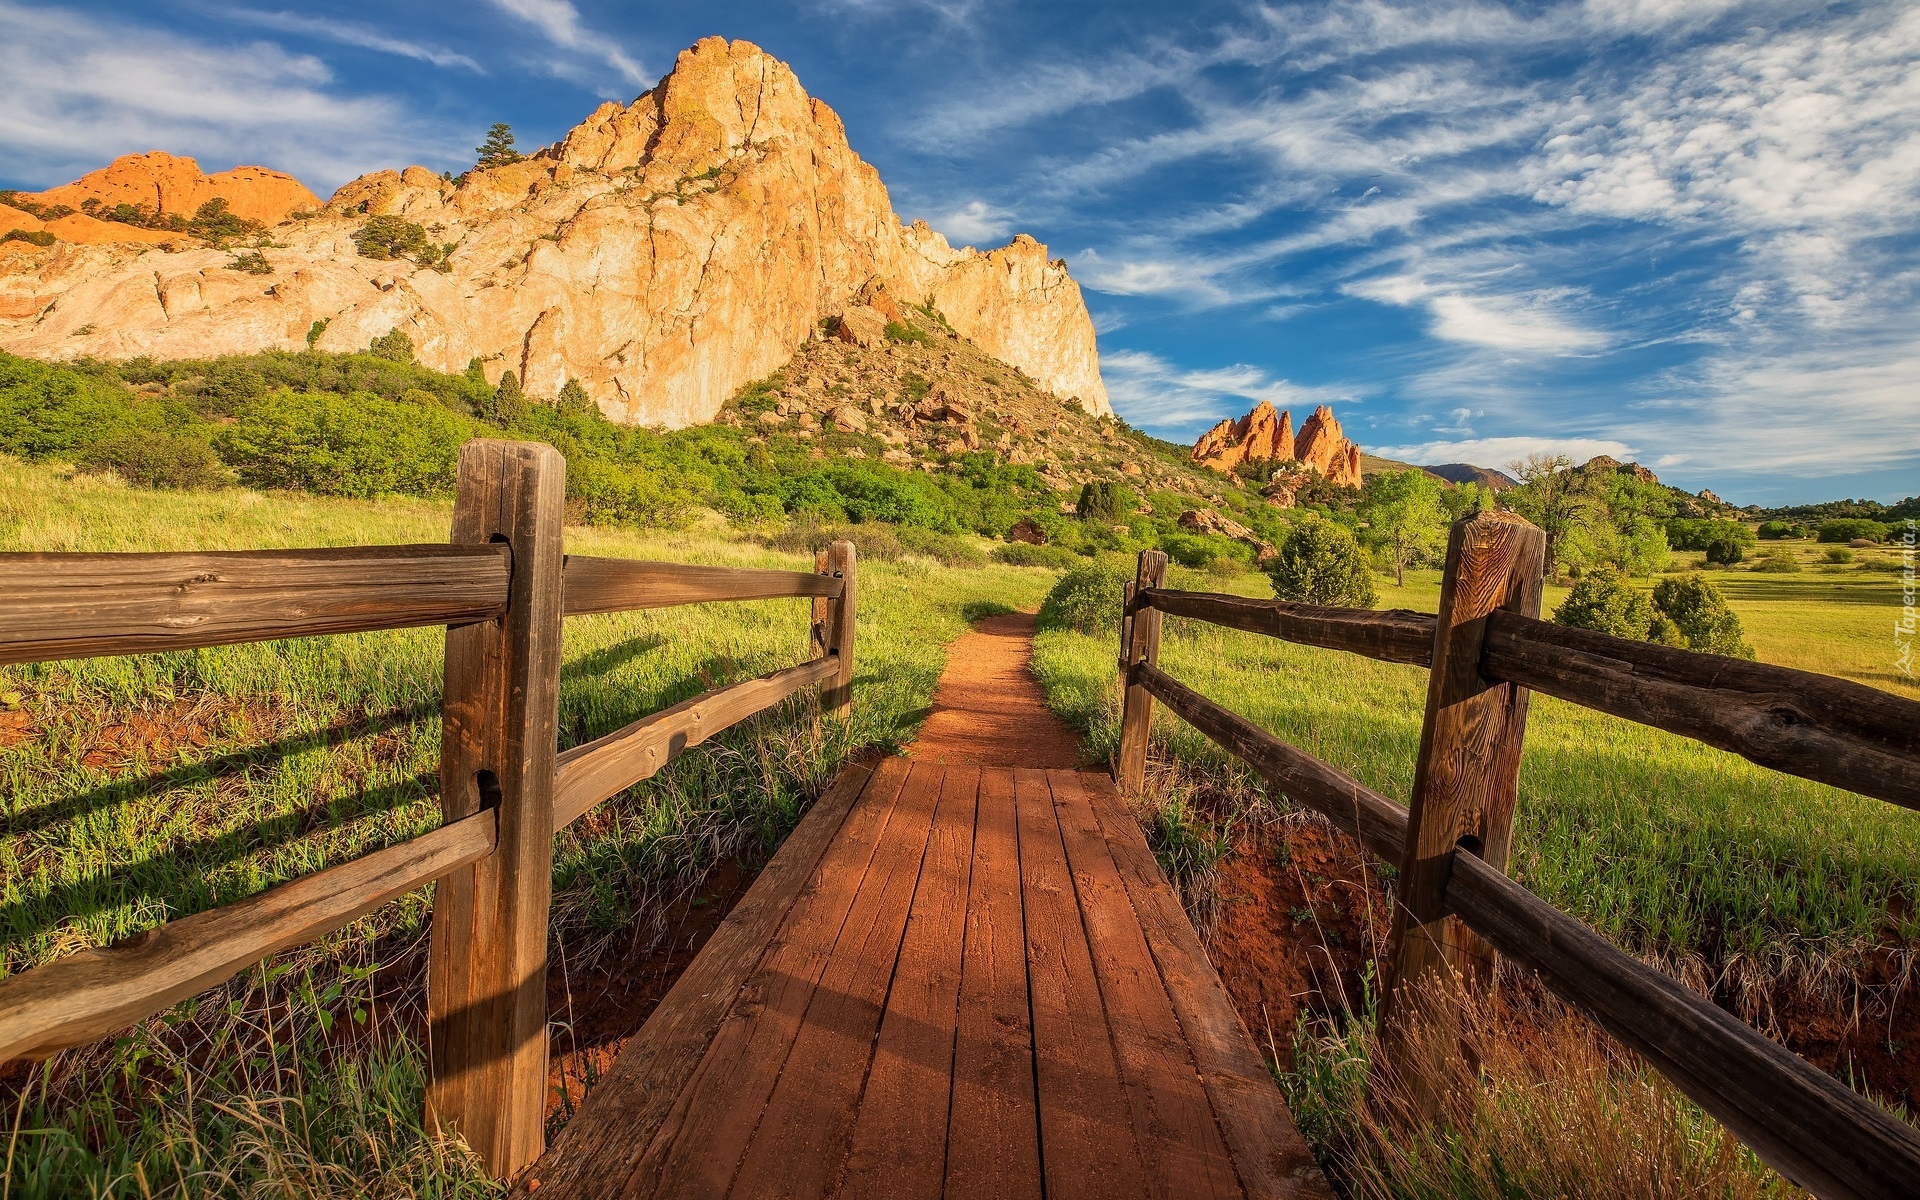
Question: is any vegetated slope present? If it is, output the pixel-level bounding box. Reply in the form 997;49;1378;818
1420;461;1516;490
0;36;1108;430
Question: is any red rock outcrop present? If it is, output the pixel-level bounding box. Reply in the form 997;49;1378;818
0;38;1109;428
24;152;320;226
1191;401;1363;489
1191;401;1293;472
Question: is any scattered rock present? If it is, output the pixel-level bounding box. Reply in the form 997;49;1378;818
828;404;868;433
834;305;889;349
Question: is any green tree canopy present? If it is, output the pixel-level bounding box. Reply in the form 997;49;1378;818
1266;516;1376;607
1359;468;1446;587
476;123;521;168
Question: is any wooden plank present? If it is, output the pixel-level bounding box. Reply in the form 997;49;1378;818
519;762;876;1199
1134;589;1435;668
1010;768;1148;1200
621;757;915;1199
561;555;841;616
0;808;494;1064
1135;664;1408;865
727;761;945;1199
0;544;509;666
426;440;567;1179
1483;611;1920;812
1116;551;1168;793
1382;511;1544;1064
1041;770;1242;1200
837;766;981;1200
552;657;837;827
945;767;1043;1200
1447;850;1920;1200
818;541;857;720
1076;774;1333;1200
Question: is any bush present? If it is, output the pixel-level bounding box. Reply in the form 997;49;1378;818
1265;517;1376;607
883;321;932;347
1702;527;1748;565
1824;546;1855;564
226;250;273;275
353;215;431;262
1;229;55;247
1652;574;1753;659
1752;548;1801;573
1665;518;1754;554
368;329;414;364
216;390;475;497
1552;570;1660;640
74;430;227;489
1817;518;1887;544
993;542;1080;570
1160;532;1252;572
1757;520;1800;540
1075;480;1137;523
1038;559;1134;635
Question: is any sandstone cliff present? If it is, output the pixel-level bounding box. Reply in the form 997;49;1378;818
1190;400;1362;489
20;151;320;226
0;37;1110;428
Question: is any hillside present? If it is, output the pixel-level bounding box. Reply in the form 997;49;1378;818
0;37;1107;430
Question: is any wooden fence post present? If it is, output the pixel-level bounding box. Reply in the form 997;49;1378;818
1116;550;1168;793
1379;510;1545;1114
812;540;856;720
426;440;566;1179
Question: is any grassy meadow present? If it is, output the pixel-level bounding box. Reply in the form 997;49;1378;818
0;457;1053;1197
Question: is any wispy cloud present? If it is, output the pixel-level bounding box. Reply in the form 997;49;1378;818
487;0;647;90
1102;348;1354;438
926;200;1013;246
1373;435;1638;468
217;8;482;71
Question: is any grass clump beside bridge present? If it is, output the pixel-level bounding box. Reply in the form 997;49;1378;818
0;457;1054;1197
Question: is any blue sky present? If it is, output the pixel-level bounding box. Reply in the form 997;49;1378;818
2;0;1915;505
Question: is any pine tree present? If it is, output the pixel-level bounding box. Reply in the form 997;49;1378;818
476;123;521;169
558;377;597;417
488;370;528;426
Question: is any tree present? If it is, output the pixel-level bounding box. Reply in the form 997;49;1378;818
1652;573;1753;658
369;328;414;364
1504;452;1598;582
1440;480;1494;522
1075;480;1136;523
1553;570;1679;643
1266;516;1376;607
476;123;521;169
485;370;528;426
557;377;598;417
352;215;432;262
1360;468;1446;587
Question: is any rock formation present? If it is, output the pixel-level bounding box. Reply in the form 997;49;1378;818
1190;401;1362;489
18;151;320;226
0;37;1109;428
1177;509;1276;562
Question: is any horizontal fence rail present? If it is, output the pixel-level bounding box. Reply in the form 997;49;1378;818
553;655;839;828
0;807;498;1062
1131;587;1920;810
0;545;512;665
562;555;843;617
1126;657;1920;1199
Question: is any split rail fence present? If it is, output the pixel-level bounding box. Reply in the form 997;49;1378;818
0;439;858;1179
1115;510;1920;1200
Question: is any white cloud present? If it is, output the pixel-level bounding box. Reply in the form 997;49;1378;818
1103;348;1354;436
487;0;647;89
927;200;1012;246
1373;436;1638;469
1347;275;1609;352
219;8;482;71
0;2;443;190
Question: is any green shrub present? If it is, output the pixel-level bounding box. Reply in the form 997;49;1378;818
186;197;260;246
1160;531;1252;572
226;250;273;275
1652;574;1753;658
1756;520;1800;540
74;430;227;489
883;321;932;347
1075;480;1137;523
1752;548;1801;573
894;524;987;568
216;390;475;497
1824;546;1856;564
306;318;330;350
353;215;431;261
483;370;529;425
1038;559;1134;635
368;329;415;364
1265;517;1376;608
993;542;1080;570
1553;570;1660;639
1;229;55;247
1665;518;1754;554
1817;518;1888;543
1703;527;1748;565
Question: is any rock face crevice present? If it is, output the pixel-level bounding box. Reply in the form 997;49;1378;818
0;36;1110;428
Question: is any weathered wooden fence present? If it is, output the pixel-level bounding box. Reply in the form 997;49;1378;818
1116;510;1920;1200
0;439;858;1178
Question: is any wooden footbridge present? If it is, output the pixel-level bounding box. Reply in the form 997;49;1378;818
3;439;1920;1199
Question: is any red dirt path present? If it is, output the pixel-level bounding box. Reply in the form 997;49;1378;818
905;611;1085;768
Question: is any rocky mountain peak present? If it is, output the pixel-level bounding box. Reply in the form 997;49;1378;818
1190;400;1362;491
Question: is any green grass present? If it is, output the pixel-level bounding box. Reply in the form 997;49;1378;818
0;457;1053;1196
1035;564;1920;985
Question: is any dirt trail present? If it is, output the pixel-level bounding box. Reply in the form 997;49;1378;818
906;611;1085;768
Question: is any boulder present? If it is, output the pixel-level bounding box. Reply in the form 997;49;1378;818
1008;518;1047;545
834;305;889;348
828;404;868;433
1178;508;1277;562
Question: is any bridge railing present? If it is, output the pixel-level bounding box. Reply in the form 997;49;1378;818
1116;511;1920;1200
0;438;857;1179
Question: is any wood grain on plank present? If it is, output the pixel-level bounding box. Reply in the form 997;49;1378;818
818;541;857;719
1484;611;1920;811
727;760;944;1200
627;756;915;1199
1075;773;1334;1200
1043;770;1242;1200
0;808;494;1064
1134;589;1435;668
837;766;982;1200
1117;552;1168;793
552;657;837;827
1449;851;1920;1200
0;544;510;666
1011;768;1148;1200
519;761;875;1198
562;555;840;616
946;768;1043;1200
